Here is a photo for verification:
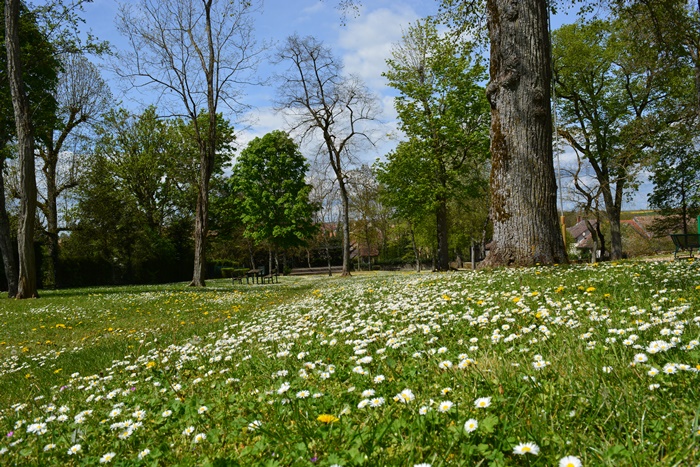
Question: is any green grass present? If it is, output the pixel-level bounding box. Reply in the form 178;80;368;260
0;262;699;466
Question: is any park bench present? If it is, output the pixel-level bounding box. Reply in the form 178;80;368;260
289;266;344;276
670;233;700;260
263;268;279;284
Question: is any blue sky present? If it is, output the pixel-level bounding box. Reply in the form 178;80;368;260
77;0;650;210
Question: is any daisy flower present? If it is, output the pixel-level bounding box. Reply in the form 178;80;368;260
138;449;151;460
296;390;310;399
182;426;195;436
464;418;478;433
474;397;491;408
559;455;582;467
162;410;173;417
67;444;82;455
99;452;116;463
437;400;453;413
369;397;385;408
396;389;415;403
513;442;540;455
194;433;207;443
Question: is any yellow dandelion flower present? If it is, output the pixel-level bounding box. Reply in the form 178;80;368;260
586;287;596;292
316;414;339;424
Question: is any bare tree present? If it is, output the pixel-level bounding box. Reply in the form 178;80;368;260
276;34;379;276
116;0;263;286
5;0;38;298
37;53;111;288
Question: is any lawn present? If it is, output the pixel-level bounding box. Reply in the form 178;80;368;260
0;261;699;466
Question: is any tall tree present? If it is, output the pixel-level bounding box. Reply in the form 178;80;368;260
231;130;318;270
553;17;687;259
0;0;58;296
36;53;111;288
116;0;263;286
382;19;490;271
5;0;53;297
481;0;568;266
275;34;379;276
648;126;700;235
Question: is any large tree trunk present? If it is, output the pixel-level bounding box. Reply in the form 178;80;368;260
338;178;351;277
482;0;567;267
436;196;449;271
0;154;18;297
6;0;38;298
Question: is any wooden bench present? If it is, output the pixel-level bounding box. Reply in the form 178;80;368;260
670;233;700;260
289;266;344;276
263;268;279;284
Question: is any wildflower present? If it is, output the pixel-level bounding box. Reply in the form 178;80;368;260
370;397;385;408
396;388;415;403
296;390;310;399
138;449;150;460
464;418;478;433
437;400;453;413
602;366;613;373
633;353;648;363
162;410;173;417
559;456;582;467
99;452;116;463
248;420;262;431
317;414;339;424
182;426;195;436
67;444;82;455
277;382;291;394
373;375;385;384
648;367;659;377
357;399;370;409
419;406;431;415
361;389;375;398
441;387;452;395
43;444;56;451
513;442;540;455
194;433;207;443
438;360;453;369
474;397;491;408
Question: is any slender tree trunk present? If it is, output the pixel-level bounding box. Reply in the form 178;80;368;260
0;155;18;297
6;0;38;298
482;0;567;267
409;222;420;272
44;153;59;288
436;196;449;271
600;182;624;260
190;145;210;287
338;179;351;277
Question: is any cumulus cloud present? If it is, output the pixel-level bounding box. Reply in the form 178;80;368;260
337;6;419;91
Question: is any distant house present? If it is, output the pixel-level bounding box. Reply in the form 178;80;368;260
567;218;599;258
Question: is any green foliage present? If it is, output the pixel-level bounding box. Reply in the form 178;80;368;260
378;19;490;264
231;130;318;250
648;126;700;235
0;2;60;149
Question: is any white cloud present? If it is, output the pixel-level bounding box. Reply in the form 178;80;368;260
337;6;419;91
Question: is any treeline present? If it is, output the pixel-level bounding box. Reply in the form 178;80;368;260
1;0;700;293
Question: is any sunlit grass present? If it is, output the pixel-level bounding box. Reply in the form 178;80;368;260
0;261;699;465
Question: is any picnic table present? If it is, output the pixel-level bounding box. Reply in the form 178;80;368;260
246;269;263;284
670;233;700;260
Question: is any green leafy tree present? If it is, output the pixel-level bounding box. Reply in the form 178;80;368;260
380;19;490;271
231;130;318;271
553;17;690;259
648;126;700;235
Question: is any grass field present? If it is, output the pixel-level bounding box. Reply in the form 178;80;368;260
0;260;699;466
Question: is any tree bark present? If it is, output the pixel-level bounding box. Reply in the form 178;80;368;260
0;154;18;297
482;0;567;267
338;178;351;276
190;143;210;287
5;0;38;298
436;195;449;270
